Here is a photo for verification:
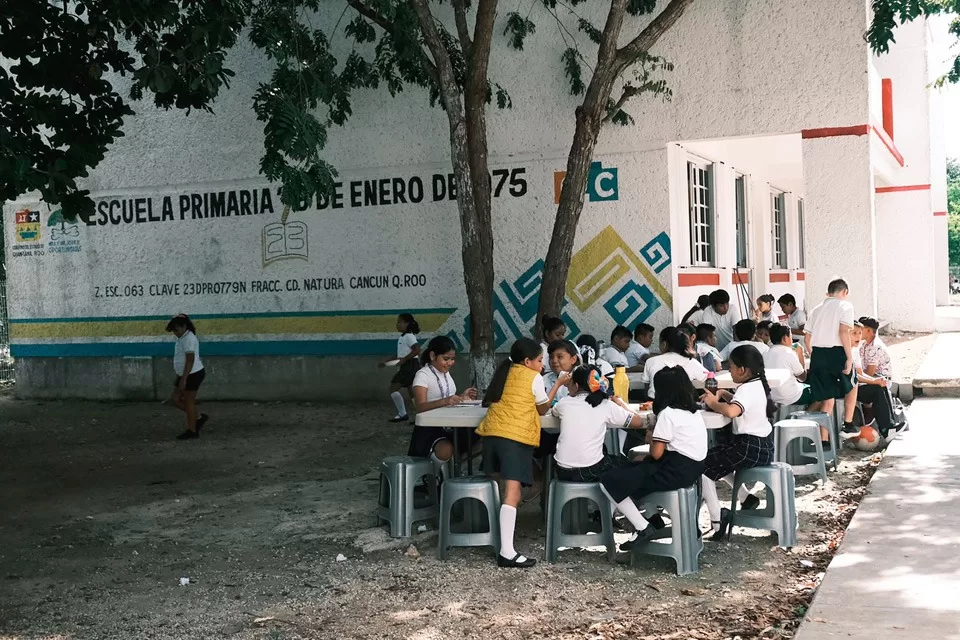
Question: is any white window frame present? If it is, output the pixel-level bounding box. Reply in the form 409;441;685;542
771;190;788;269
797;198;806;269
687;159;715;267
734;174;748;268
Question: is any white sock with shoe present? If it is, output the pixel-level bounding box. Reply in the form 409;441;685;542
391;391;407;418
499;505;526;561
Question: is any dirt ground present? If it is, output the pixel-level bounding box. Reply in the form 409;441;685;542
0;390;885;640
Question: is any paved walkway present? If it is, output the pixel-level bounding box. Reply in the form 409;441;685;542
914;333;960;395
795;397;960;639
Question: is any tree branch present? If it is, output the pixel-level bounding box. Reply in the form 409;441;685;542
346;0;439;81
452;0;473;57
596;0;628;68
410;0;463;108
602;84;639;123
467;0;498;95
615;0;694;70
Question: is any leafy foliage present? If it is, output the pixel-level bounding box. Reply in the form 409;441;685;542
562;48;586;96
867;0;960;86
504;12;536;50
948;159;960;265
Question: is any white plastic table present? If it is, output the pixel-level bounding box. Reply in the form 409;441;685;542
628;368;793;391
415;404;731;474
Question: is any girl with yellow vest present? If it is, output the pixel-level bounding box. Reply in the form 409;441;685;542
477;338;568;568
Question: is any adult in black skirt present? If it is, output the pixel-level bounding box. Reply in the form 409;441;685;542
599;364;708;550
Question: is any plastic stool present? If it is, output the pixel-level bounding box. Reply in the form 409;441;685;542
629;485;703;575
377;456;439;538
437;476;501;560
789;410;838;471
774;419;827;482
775;403;806;424
730;463;797;549
545;481;616;563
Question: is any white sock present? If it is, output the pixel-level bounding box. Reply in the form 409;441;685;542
702;475;721;524
499;505;525;561
616;497;649;531
391;391;407;417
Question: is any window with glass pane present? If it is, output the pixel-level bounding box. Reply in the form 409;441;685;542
735;175;748;267
688;161;714;266
771;191;787;268
797;198;805;268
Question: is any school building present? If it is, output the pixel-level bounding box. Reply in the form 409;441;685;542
1;1;950;400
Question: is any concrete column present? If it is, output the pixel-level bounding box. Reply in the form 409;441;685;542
801;135;877;317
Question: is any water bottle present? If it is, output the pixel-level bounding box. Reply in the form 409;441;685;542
613;366;630;400
704;371;718;395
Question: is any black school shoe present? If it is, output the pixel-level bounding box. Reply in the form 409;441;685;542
497;553;537;568
389;415;409;423
176;430;199;440
196;414;209;431
618;524;659;551
740;494;761;511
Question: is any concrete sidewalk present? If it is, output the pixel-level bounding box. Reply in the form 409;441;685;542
914;333;960;396
795;398;960;639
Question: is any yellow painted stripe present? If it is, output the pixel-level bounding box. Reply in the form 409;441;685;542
10;313;452;340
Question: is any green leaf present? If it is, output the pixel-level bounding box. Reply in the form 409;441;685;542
561;48;585;96
577;19;602;45
504;12;536;50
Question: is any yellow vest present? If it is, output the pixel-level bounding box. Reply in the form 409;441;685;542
477;365;542;447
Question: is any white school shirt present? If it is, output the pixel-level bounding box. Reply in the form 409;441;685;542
804;298;855;348
625;341;648;368
412;365;457;402
543;371;570;402
695;341;722;363
642;352;709;398
652;407;708;462
719;340;769;361
531;374;550;404
550;395;635;469
687;309;705;326
540;342;550;368
701;304;742;351
397;333;419;358
785;308;807;331
763;345;805;405
603;346;629;369
729;379;772;437
174;331;203;375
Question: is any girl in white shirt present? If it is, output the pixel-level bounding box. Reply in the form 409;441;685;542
643;327;709;398
550;366;643;483
165;314;207;440
539;315;567;371
538;340;582;461
409;336;477;466
599;366;708;550
380;313;421;423
576;335;615;381
701;345;776;541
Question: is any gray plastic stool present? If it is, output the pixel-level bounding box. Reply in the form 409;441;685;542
545;481;616;563
437;476;501;560
789;410;838;471
730;462;797;549
774;419;827;482
377;456;439;538
775;402;806;424
629;485;703;575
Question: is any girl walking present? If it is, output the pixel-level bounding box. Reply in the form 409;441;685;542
700;345;776;540
599;366;707;550
380;313;421;423
477;338;567;568
166;314;207;440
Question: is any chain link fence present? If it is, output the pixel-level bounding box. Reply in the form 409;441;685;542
0;279;14;386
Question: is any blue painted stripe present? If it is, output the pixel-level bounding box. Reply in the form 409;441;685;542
9;339;398;358
8;308;456;324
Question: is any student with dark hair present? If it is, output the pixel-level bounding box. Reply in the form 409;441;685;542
604;325;643;372
549;366;644;483
701;289;742;351
380;313;422;423
599;366;708;550
754;294;777;323
701;345;776;540
539;315;567;367
777;293;807;336
409;336;477;467
804;279;859;439
642;327;709;398
764;323;811;408
682;294;711;326
720;319;769;361
854;318;901;437
477;338;567;568
165;314;207;440
695;324;722;372
756;320;773;346
576;334;615;380
677;324;697;356
536;340;582;460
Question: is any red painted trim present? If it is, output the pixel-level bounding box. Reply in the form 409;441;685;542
769;273;791;284
732;272;749;285
801;125;870;139
934;211;948;217
796;272;806;281
875;184;931;194
678;273;721;287
881;79;894;140
871;125;904;167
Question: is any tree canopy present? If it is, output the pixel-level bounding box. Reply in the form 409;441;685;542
867;0;960;86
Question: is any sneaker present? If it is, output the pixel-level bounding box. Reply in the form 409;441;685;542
176;430;199;440
389;415;409;423
618;524;658;551
839;422;861;440
497;553;537;568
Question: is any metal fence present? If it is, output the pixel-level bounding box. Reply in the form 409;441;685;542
0;279;14;386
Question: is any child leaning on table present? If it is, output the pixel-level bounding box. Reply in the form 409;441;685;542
599;366;708;551
477;338;567;569
537;340;582;462
549;366;645;483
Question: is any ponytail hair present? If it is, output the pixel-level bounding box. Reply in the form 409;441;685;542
728;345;776;419
166;314;197;335
664;327;692;359
482;337;542;407
570;365;607;408
399;313;421;335
575;334;600;365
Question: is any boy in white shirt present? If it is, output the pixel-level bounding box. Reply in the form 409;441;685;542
695;324;723;372
604;325;644;372
778;294;807;337
630;323;655;367
763;323;811;407
700;289;742;352
803;278;858;437
719;319;769;362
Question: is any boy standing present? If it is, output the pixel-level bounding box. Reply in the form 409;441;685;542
700;289;742;352
804;279;858;437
